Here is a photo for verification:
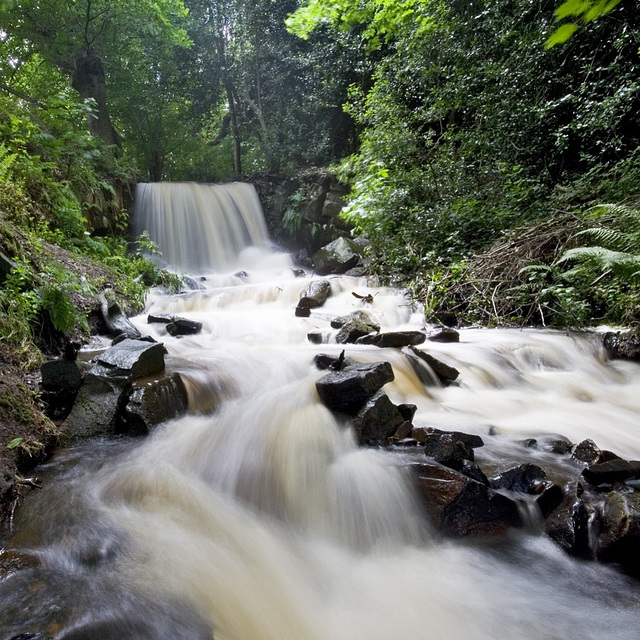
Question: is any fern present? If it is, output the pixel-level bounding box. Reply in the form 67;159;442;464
0;144;17;183
37;283;78;334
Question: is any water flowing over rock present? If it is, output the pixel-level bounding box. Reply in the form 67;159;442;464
133;182;270;271
297;279;332;311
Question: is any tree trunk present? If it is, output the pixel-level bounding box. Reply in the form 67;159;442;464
71;55;120;147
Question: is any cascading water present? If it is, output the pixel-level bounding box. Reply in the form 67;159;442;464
3;184;640;639
133;182;270;271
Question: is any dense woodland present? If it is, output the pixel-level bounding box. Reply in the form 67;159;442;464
0;0;639;372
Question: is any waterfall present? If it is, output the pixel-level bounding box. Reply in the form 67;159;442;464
133;182;270;272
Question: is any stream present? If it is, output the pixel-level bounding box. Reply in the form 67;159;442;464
2;183;640;640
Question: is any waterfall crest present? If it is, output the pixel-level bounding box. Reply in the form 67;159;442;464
134;182;270;271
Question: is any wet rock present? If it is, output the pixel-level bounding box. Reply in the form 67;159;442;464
543;487;594;559
392;421;414;440
582;460;640;486
295;306;311;317
298;279;332;310
181;276;206;291
166;318;202;336
596;490;640;575
313;352;357;371
39;359;84;419
603;328;640;361
98;291;141;339
312;236;364;276
336;318;379;344
356;331;426;348
489;463;547;494
61;369;130;442
571;439;601;465
534;481;565;519
408;347;460;386
426;327;460;343
424;427;484;450
460;460;490;485
331;310;378;330
411;461;522;537
538;435;573;455
424;432;475;472
124;373;189;434
96;339;166;379
397;403;417;422
307;330;325;344
147;313;174;324
315;361;394;414
352;391;405;445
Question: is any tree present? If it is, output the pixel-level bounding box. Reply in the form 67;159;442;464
0;0;191;146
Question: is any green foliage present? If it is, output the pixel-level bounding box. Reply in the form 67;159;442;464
547;0;623;48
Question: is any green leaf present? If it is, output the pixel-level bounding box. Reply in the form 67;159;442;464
7;437;23;449
545;23;579;49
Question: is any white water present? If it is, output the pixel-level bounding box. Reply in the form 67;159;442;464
133;183;270;271
5;190;640;639
87;248;640;640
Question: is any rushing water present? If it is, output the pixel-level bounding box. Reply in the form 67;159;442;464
3;187;640;639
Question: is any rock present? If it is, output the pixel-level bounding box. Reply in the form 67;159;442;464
397;403;417;422
356;331;426;348
166;318;203;336
392;421;414;440
534;481;565;519
313;352;357;371
307;330;325;344
424;432;476;471
352;392;405;445
39;359;84;419
537;435;573;455
298;279;332;310
411;461;522;537
426;327;460;343
331;311;379;331
596;490;640;575
61;368;130;442
96;339;166;379
124;373;189;434
336;318;379;344
425;427;484;449
543;487;594;559
572;439;601;465
603;329;640;361
312;236;364;276
582;460;640;486
98;291;141;339
460;460;490;485
295;306;311;317
489;463;547;494
148;313;174;324
408;347;460;386
315;361;394;414
181;276;206;291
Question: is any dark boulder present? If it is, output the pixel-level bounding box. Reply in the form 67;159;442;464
408;347;460;386
39;359;84;419
356;331;426;348
489;463;547;494
426;327;460;343
411;461;522;537
297;279;332;311
124;373;189;434
596;490;640;576
397;403;417;422
424;432;476;472
543;486;594;559
571;439;602;465
331;310;379;330
166;318;203;336
352;391;405;445
315;361;394;414
96;339;166;379
603;329;640;361
312;237;364;276
534;481;565;519
314;352;357;371
147;313;174;324
425;427;484;449
582;459;640;486
307;330;325;344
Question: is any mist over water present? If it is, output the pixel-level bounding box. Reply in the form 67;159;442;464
4;186;640;640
